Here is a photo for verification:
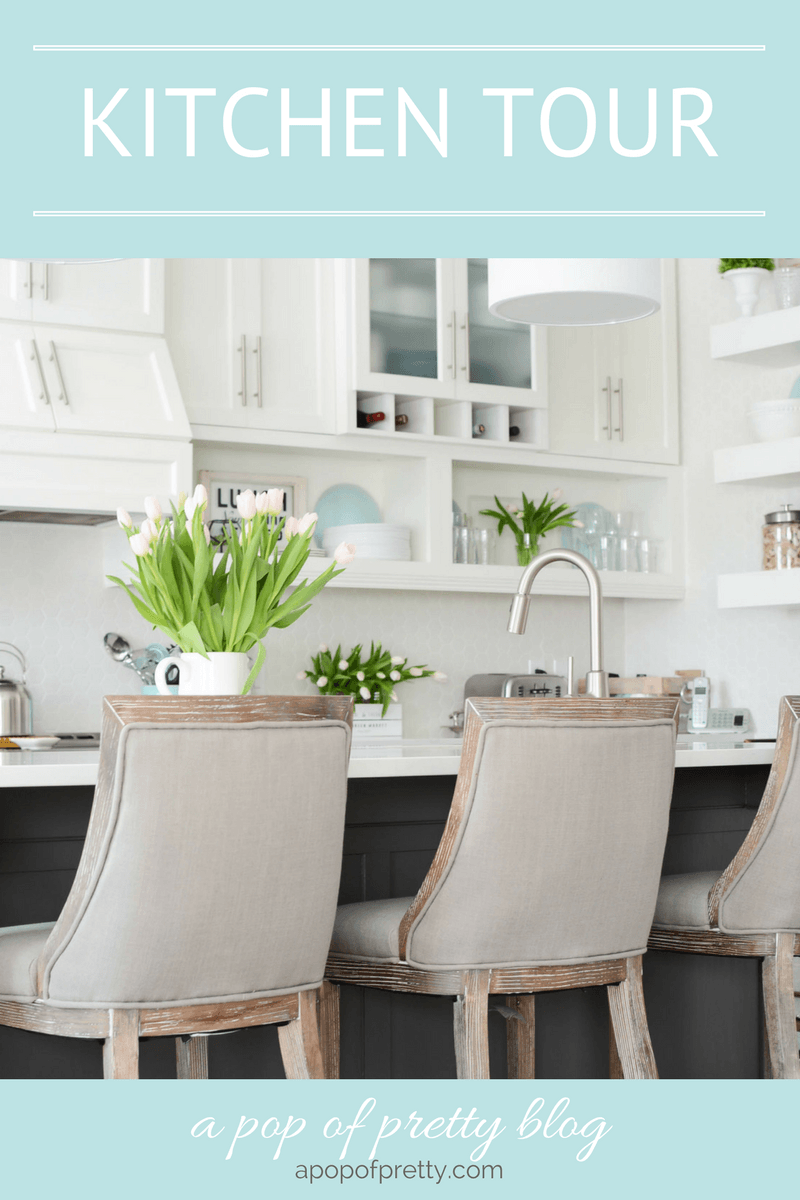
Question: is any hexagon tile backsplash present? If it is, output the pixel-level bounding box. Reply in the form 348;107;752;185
0;520;625;736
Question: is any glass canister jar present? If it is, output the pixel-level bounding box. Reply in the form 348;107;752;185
763;504;800;570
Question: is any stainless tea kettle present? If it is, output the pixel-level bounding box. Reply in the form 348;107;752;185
0;643;32;737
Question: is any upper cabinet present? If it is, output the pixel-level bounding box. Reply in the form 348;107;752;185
0;260;164;333
353;257;546;409
546;260;680;465
165;258;337;435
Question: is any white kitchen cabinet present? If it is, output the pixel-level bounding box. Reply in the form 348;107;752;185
546;260;679;465
0;260;163;333
32;260;164;334
0;324;55;432
352;258;546;412
34;327;190;440
165;258;337;435
0;262;35;321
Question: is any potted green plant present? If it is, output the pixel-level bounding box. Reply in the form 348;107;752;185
299;642;446;737
718;259;775;318
110;485;355;695
479;489;580;567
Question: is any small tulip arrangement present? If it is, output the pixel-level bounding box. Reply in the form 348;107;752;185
110;486;357;694
299;642;446;716
479;489;580;567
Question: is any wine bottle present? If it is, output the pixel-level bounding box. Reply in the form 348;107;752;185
509;425;521;437
395;413;409;428
472;423;486;436
357;410;385;428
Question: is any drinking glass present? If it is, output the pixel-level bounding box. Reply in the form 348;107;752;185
470;528;496;565
639;538;659;574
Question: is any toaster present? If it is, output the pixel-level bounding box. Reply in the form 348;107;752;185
463;672;568;702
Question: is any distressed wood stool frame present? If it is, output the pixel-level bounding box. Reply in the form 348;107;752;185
0;695;352;1080
322;696;680;1081
649;696;800;1080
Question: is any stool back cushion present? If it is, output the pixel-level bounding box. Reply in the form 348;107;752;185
718;720;800;932
405;718;676;969
39;720;350;1006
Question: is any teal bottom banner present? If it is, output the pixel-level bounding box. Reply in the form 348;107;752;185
1;1078;797;1195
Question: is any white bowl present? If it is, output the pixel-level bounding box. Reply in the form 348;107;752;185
747;400;800;442
323;523;411;561
8;736;60;750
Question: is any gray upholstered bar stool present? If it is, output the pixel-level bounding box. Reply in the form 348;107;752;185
0;694;352;1080
649;695;800;1079
321;696;679;1080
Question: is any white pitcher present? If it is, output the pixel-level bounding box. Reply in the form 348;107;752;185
154;651;252;696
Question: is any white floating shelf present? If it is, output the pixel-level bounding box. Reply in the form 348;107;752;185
299;558;684;599
714;437;800;485
718;570;800;609
710;308;800;368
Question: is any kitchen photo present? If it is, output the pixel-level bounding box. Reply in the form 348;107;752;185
1;254;800;1082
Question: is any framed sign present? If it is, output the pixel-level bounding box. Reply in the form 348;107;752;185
198;470;307;544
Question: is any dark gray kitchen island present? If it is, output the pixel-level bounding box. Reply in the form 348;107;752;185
0;740;774;1079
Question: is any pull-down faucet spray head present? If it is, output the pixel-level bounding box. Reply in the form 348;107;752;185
506;548;609;699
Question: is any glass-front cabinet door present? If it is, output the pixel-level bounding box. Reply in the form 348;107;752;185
354;258;457;397
454;258;544;405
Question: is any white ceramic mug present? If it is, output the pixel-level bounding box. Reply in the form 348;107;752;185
154;651;252;696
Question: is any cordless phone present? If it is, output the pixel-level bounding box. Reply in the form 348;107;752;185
690;676;710;731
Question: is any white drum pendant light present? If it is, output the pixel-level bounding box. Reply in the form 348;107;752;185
487;259;661;326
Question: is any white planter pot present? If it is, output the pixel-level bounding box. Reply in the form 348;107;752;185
352;703;403;739
154;651;254;696
723;267;772;318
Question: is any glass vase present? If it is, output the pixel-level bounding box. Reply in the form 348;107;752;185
516;537;538;567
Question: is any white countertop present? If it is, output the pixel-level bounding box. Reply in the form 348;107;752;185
0;736;776;788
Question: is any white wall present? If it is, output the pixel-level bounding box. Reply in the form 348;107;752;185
624;259;800;735
0;519;625;735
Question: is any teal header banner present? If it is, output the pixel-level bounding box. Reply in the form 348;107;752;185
1;0;797;255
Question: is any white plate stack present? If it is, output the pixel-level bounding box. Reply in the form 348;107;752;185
323;523;411;561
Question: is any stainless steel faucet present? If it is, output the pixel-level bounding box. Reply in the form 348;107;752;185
507;549;609;699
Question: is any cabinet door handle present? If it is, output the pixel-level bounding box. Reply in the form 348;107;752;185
29;341;50;405
24;262;33;299
459;313;470;377
48;341;69;405
43;263;49;302
237;334;247;405
446;310;457;379
614;378;624;440
601;376;612;439
253;336;262;407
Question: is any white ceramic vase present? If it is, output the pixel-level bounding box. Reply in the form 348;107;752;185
723;267;772;318
154;651;253;696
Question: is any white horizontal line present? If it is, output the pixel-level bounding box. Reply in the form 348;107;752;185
33;209;766;217
32;43;766;52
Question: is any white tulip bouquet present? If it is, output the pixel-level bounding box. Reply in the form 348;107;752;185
109;485;356;694
299;641;446;715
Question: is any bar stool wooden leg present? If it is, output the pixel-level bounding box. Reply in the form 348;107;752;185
453;970;491;1079
176;1035;210;1079
505;994;535;1079
608;1010;623;1079
318;981;341;1079
103;1009;140;1079
762;933;800;1079
606;956;658;1079
278;989;325;1079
